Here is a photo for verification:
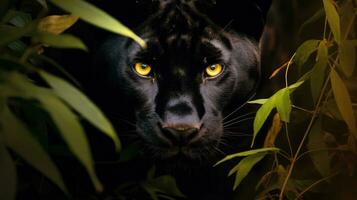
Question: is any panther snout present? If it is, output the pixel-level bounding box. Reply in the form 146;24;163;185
160;123;201;146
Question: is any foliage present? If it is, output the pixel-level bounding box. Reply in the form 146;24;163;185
218;0;357;199
0;0;148;199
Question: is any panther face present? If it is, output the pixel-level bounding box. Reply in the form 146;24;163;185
95;0;260;162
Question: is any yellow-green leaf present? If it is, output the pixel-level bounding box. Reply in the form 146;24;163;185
295;40;320;68
6;73;103;192
307;119;330;177
37;15;78;35
252;97;275;146
298;9;324;35
228;153;267;190
330;69;357;139
0;23;36;45
323;0;341;43
39;71;120;151
50;0;146;48
339;40;356;77
37;93;103;192
275;89;291;122
33;33;87;51
0;134;16;200
214;147;279;166
1;107;68;194
248;99;268;105
311;41;328;102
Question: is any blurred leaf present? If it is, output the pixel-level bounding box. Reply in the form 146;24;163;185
214;147;279;166
7;40;27;55
147;166;156;180
33;33;87;51
37;15;79;35
37;93;103;192
299;9;324;35
228;153;266;190
339;40;356;77
0;134;16;200
323;0;341;43
6;73;103;192
294;40;320;68
39;71;120;151
0;23;36;46
264;113;282;148
119;144;142;162
6;11;32;27
0;58;26;71
1;107;68;194
142;175;185;200
311;41;328;102
307;119;330;177
50;0;146;48
36;0;48;9
330;69;357;139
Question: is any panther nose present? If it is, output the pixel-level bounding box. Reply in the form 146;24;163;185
160;124;200;146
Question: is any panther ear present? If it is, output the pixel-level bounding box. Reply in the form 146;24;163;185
194;0;272;40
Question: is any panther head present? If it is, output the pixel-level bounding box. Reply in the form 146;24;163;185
94;0;261;163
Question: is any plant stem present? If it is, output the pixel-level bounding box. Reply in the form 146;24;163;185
278;74;331;200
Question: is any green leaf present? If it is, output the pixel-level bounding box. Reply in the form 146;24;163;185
50;0;146;48
33;33;87;51
38;93;103;192
311;41;328;102
330;69;357;139
39;71;120;151
1;107;68;194
307;119;330;177
0;23;36;46
299;9;324;35
248;99;268;105
323;0;341;43
6;73;103;192
339;40;356;77
228;153;267;190
294;40;320;68
214;147;279;166
275;89;291;122
0;134;16;200
149;176;185;198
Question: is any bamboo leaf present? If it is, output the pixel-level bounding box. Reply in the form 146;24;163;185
50;0;146;48
1;107;68;194
311;41;328;102
252;98;275;145
229;153;267;190
0;133;16;200
39;71;120;151
264;113;283;148
294;40;320;68
275;89;291;122
37;93;103;192
339;40;356;77
33;33;87;51
323;0;341;43
37;15;78;35
248;99;268;105
330;69;357;139
6;73;103;192
307;119;330;177
0;23;36;46
299;9;324;35
214;147;279;166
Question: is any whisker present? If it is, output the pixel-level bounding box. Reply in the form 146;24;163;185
222;92;256;121
223;117;255;128
223;112;256;125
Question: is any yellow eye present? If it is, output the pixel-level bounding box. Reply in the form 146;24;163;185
134;63;152;76
205;64;223;77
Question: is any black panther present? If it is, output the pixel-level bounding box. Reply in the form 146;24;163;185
80;0;271;199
